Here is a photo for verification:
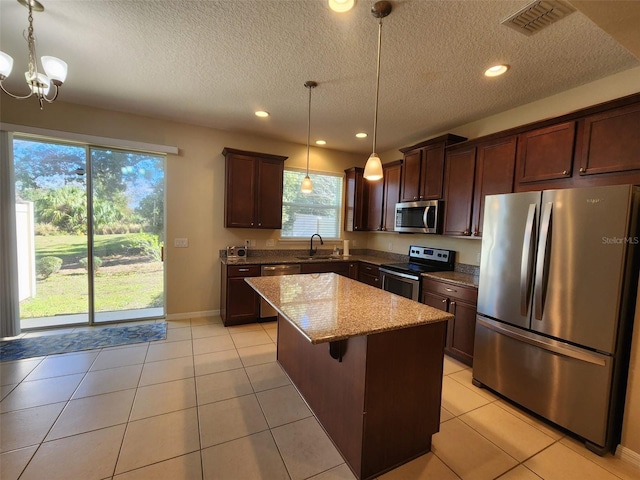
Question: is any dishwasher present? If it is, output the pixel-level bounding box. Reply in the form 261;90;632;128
259;264;301;319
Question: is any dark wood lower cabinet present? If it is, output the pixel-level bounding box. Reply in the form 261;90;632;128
277;315;446;480
422;278;478;366
358;262;380;288
220;264;261;326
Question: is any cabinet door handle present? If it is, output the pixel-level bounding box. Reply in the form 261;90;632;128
562;170;568;175
251;222;254;226
442;299;447;304
258;223;262;226
579;167;586;174
463;229;470;236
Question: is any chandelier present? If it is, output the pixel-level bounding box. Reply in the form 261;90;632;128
0;0;68;110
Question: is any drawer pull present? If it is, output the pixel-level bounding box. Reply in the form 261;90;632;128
239;268;249;272
445;288;455;292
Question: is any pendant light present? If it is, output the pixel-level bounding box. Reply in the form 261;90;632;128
301;81;317;193
363;1;392;181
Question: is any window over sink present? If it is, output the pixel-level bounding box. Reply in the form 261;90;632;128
281;169;343;240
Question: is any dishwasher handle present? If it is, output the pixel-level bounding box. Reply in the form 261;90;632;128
261;264;302;275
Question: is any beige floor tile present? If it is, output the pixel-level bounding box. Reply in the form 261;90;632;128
146;339;193;362
194;349;243;376
24;351;99;381
245;361;291;392
192;334;236;356
138;355;194;386
443;355;468;375
1;384;16;401
0;445;38;480
20;424;126;480
560;436;640;480
201;430;289;480
441;407;455;423
0;358;43;385
191;323;230;339
261;320;277;331
460;403;555;462
379;451;460;480
190;316;223;326
165;318;192;329
157;326;192;343
72;364;143;399
225;323;265;333
0;402;66;452
195;368;253;405
0;374;84;413
272;416;344;480
432;418;518;480
90;344;148;371
267;330;279;343
450;369;499;401
496;465;543;479
525;442;619;480
46;389;136;440
113;451;202;480
231;330;273;348
130;377;197;421
440;376;491;417
199;394;269;448
308;464;357;480
116;408;200;474
494;400;564;441
257;384;312;428
237;343;277;367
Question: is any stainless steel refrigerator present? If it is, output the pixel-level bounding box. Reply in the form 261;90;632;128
473;184;640;454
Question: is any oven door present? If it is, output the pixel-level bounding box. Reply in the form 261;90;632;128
379;268;420;301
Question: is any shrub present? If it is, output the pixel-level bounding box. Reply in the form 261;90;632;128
80;256;103;272
125;233;162;261
34;223;59;236
36;256;63;279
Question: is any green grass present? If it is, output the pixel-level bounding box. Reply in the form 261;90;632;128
20;234;164;319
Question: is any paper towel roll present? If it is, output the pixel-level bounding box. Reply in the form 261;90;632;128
343;239;350;257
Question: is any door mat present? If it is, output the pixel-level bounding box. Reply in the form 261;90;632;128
0;322;167;362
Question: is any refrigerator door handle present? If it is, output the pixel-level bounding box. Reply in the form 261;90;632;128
534;202;553;321
520;203;537;316
476;317;606;367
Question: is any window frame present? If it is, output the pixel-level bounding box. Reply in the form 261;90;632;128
280;167;344;241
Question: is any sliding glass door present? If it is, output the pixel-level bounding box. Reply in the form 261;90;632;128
13;137;165;329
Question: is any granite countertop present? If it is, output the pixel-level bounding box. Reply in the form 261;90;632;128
423;271;479;288
246;273;453;344
222;254;387;266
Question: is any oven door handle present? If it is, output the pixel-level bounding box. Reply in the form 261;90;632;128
379;268;420;281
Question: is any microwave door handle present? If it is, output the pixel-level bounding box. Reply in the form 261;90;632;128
423;205;435;229
520;204;537;316
534;202;553;321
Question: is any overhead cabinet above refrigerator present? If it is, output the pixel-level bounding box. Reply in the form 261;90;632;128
473;184;640;454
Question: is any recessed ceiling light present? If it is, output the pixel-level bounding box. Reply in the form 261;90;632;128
355;132;368;138
315;140;327;145
255;111;269;117
484;65;509;77
329;0;355;13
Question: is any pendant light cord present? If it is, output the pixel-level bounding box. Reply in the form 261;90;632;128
372;17;383;155
306;83;312;176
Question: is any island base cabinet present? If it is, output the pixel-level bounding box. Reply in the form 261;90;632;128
277;315;446;480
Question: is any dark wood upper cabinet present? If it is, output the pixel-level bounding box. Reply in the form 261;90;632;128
472;136;517;237
443;146;476;237
399;134;467;202
344;167;368;232
366;177;384;231
579;102;640;176
516;121;576;184
223;147;287;229
381;160;403;232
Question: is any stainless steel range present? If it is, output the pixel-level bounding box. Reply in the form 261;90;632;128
379;245;455;301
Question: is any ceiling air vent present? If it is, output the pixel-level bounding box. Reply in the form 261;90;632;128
501;0;576;36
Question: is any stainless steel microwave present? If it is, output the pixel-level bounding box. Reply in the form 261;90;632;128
395;200;442;233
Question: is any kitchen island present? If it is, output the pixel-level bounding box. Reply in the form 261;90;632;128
246;273;453;480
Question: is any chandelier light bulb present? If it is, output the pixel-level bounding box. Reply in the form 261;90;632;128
0;52;14;78
41;56;68;84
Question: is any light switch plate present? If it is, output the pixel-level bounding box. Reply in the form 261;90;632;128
174;238;189;248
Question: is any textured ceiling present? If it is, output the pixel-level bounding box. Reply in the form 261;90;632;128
0;0;638;154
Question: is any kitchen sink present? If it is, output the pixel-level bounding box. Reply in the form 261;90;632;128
295;255;336;260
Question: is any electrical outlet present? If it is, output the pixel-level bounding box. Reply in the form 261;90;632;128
174;238;188;248
388;242;393;251
352;240;357;247
250;239;256;247
266;239;275;247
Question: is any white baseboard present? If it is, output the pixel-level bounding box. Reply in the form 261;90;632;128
616;444;640;470
166;310;220;320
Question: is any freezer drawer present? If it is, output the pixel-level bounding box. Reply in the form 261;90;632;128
473;317;614;449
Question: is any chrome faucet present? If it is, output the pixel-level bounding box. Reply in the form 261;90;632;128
309;233;324;256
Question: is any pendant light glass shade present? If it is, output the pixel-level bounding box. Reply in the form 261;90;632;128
301;81;317;193
363;153;383;181
364;1;392;181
